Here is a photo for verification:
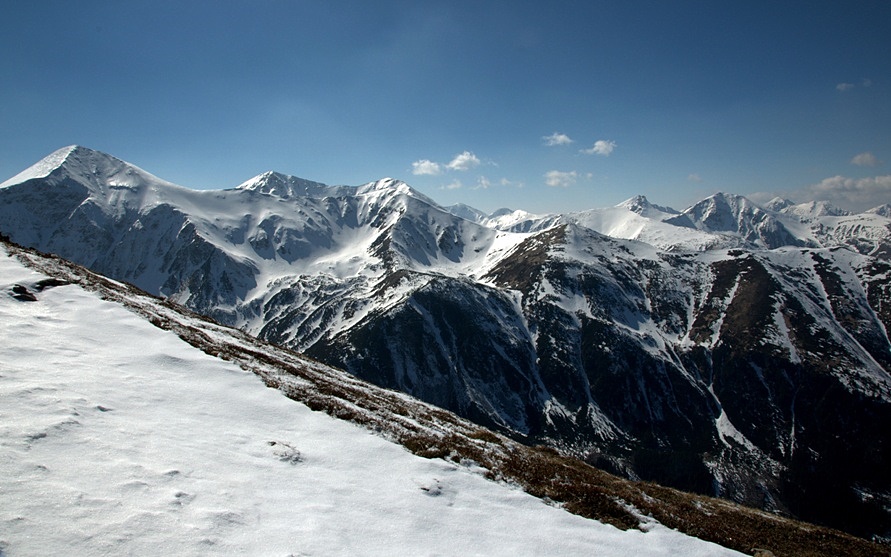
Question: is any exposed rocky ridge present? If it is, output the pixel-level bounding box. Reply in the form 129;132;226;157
2;146;891;540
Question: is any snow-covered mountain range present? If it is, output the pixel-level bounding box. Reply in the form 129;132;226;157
4;237;885;556
2;145;890;541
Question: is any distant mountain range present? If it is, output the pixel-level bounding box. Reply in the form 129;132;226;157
2;145;890;540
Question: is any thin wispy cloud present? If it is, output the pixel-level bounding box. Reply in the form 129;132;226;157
543;132;574;146
688;173;703;183
836;78;872;92
475;176;491;190
851;152;879;167
544;170;578;188
446;151;481;171
500;178;524;189
441;180;463;190
581;140;616;156
411;159;442;176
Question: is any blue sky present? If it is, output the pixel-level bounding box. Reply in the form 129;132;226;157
2;1;889;213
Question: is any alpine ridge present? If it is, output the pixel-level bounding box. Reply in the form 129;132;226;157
2;146;890;541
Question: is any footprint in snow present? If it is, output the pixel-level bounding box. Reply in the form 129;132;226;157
418;478;457;506
171;491;195;507
268;440;303;464
23;418;81;448
421;484;443;496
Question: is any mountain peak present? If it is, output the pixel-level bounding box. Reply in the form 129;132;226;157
357;177;440;207
703;191;746;205
617;194;650;209
489;207;518;218
684;192;755;218
617;195;679;217
666;192;802;248
763;197;795;212
782;200;851;219
0;145;81;188
445;203;489;223
359;177;408;192
1;145;174;195
866;203;891;217
236;171;334;198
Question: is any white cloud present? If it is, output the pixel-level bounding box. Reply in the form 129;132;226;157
806;175;891;208
544;170;578;188
411;159;442;176
411;150;482;176
851;152;879;167
475;176;491;190
500;178;524;189
688;173;703;183
543;132;573;146
441;180;463;190
862;78;873;88
581;140;616;156
446;151;481;171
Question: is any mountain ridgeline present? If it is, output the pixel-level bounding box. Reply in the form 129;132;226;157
2;146;890;540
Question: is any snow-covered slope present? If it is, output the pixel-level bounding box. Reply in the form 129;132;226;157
566;196;726;251
780;199;851;219
1;244;747;557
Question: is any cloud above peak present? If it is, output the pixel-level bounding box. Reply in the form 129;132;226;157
851;151;879;167
411;150;481;176
411;159;442;176
802;175;891;212
543;132;574;146
446;151;481;171
581;140;616;156
544;170;578;188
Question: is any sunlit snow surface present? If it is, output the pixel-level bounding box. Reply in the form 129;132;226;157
0;248;742;556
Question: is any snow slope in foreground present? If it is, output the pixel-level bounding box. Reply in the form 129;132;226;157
0;247;741;557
